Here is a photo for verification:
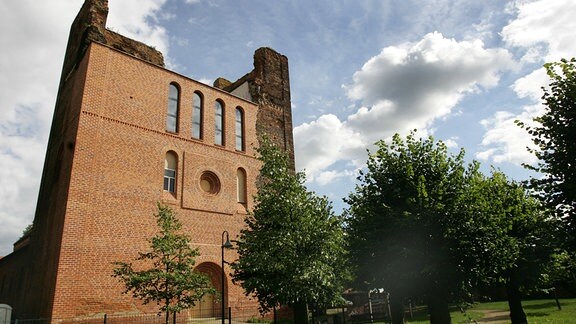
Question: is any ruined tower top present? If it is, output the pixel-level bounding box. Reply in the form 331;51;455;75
61;0;164;84
220;47;294;169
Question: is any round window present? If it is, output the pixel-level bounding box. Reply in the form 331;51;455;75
200;171;221;194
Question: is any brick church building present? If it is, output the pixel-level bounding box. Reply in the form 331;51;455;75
0;0;294;321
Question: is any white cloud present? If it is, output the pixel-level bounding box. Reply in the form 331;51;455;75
347;32;514;105
476;68;547;166
0;0;84;256
478;0;576;167
315;170;355;187
502;0;576;63
444;137;459;149
477;108;540;165
471;15;495;42
512;68;548;101
0;134;46;242
294;114;366;180
108;0;170;59
345;31;515;140
296;32;515;184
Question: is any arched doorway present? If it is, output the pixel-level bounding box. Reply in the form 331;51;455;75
191;262;226;318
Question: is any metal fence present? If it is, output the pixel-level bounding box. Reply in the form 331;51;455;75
8;306;278;324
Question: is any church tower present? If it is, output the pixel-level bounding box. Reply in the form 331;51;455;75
0;0;294;321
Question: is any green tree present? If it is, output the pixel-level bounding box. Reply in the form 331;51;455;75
346;132;558;324
475;172;557;324
231;138;350;324
542;250;576;295
345;131;500;324
517;58;576;248
113;203;215;324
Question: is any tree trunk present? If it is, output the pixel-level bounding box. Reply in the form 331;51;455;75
389;293;404;324
428;293;451;324
293;300;309;324
506;270;528;324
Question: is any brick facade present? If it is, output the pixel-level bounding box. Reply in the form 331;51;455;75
0;0;294;321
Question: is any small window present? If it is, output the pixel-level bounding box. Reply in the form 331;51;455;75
166;83;179;133
235;108;245;151
164;151;177;193
215;100;224;145
200;171;221;195
237;168;247;203
192;92;203;139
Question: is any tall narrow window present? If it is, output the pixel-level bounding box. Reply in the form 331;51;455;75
192;92;203;139
237;168;247;204
166;83;179;133
164;151;177;193
215;100;224;145
235;107;244;151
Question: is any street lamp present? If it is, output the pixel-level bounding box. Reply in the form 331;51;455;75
221;230;233;324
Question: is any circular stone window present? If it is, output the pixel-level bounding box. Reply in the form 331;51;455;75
200;171;221;194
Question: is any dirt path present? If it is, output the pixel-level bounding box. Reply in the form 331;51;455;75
475;309;510;323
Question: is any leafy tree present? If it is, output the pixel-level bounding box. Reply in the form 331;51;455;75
517;58;576;248
448;169;515;288
113;203;215;324
542;250;576;295
345;131;482;324
231;138;350;324
476;172;557;324
345;132;558;324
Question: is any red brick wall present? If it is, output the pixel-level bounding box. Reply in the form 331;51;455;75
250;48;295;169
0;246;30;312
47;42;261;318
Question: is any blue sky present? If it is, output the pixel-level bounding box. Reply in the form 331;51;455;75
1;0;574;256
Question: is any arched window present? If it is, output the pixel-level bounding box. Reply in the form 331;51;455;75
214;100;224;145
164;151;177;193
166;83;179;133
235;107;244;151
237;168;247;204
192;92;203;139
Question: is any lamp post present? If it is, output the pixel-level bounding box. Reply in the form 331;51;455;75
221;230;233;324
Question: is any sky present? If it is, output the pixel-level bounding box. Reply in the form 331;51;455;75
0;0;575;256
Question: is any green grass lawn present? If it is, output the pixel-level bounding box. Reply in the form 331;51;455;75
404;304;482;323
471;298;576;323
403;298;576;323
